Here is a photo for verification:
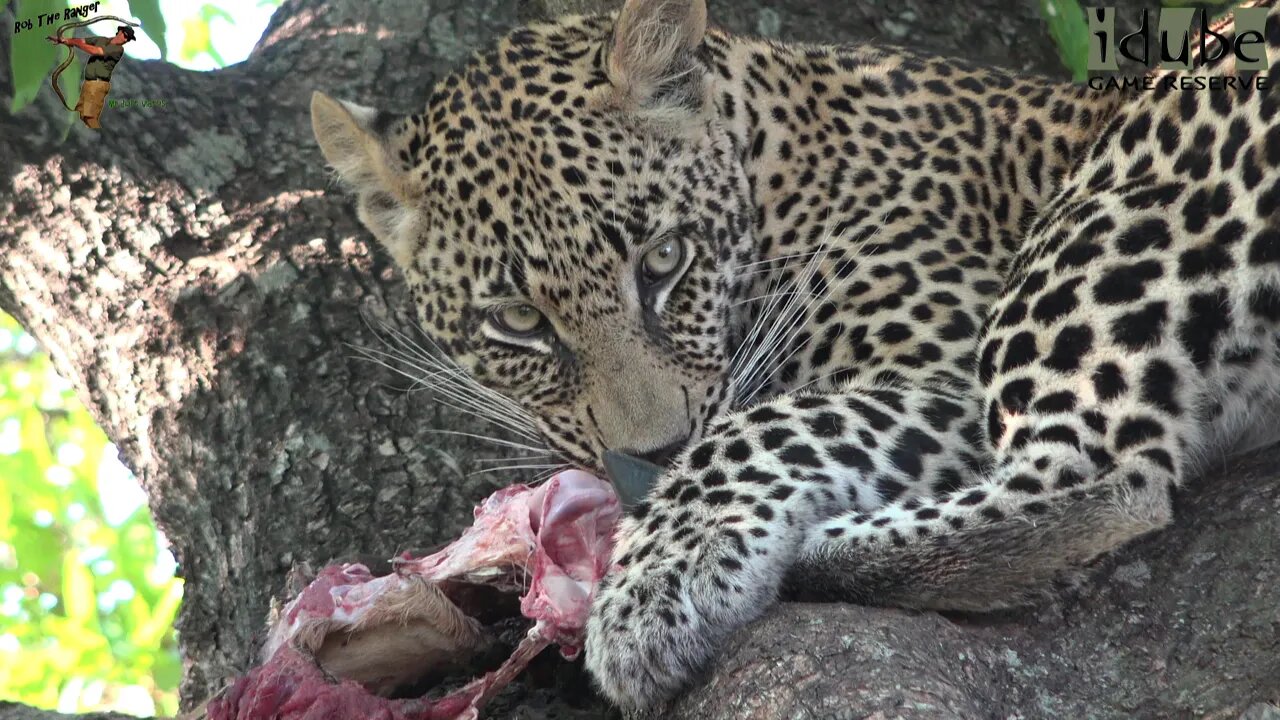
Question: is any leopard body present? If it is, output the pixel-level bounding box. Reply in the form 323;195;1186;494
311;0;1280;709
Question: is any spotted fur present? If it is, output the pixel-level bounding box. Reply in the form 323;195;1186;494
312;0;1280;711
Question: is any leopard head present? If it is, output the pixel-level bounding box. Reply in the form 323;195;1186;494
311;0;756;472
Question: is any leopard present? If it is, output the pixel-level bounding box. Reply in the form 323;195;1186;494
310;0;1280;712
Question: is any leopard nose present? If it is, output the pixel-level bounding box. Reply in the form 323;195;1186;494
619;436;690;469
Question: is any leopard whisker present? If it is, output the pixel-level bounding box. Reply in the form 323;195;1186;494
358;315;545;440
421;429;551;455
727;248;814;385
472;454;554;463
351;341;544;444
467;462;567;478
731;231;834;402
380;321;537;429
531;464;574;486
793;366;857;394
738;248;828;269
738;222;882;405
730;289;807;308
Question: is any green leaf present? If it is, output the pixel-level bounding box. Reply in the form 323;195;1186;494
130;581;182;650
0;473;11;531
152;651;182;692
1038;0;1090;82
206;44;226;67
1;312;180;712
18;405;54;470
61;550;95;625
8;0;69;114
127;0;167;61
199;3;236;25
179;16;211;64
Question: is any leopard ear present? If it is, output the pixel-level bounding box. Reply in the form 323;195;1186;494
607;0;708;117
310;91;417;268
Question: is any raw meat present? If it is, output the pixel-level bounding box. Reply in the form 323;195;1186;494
207;470;620;720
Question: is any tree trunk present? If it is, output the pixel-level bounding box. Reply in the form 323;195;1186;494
1;0;1276;719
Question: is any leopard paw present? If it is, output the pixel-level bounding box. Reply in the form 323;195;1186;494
584;503;788;710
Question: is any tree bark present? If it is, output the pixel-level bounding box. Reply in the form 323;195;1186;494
1;1;1276;719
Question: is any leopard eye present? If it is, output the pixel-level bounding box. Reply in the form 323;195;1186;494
641;239;684;282
491;303;545;336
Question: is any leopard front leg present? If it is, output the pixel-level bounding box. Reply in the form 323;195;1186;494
789;447;1180;611
584;386;980;710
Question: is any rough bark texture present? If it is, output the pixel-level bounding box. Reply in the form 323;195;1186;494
0;0;1276;718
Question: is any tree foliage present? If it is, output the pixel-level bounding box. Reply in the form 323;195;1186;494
0;313;182;716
